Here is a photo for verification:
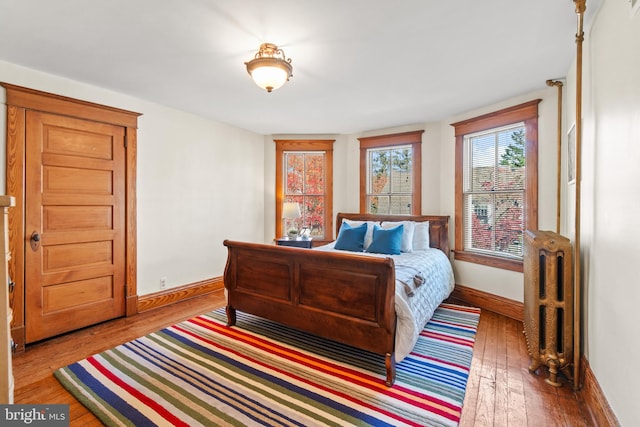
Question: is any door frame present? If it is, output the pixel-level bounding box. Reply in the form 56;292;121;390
2;83;140;350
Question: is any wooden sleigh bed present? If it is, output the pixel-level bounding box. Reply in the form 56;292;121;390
223;213;451;386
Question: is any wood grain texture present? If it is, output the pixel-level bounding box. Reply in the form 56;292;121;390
459;309;590;427
224;239;397;358
3;84;140;346
24;111;126;343
125;126;138;317
5;104;26;352
1;83;141;128
13;293;602;426
449;283;524;321
137;277;223;313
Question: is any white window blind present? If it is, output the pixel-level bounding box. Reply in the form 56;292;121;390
463;123;526;258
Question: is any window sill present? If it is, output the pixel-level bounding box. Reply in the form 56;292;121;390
453;250;523;273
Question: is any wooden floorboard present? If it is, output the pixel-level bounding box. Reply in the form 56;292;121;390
13;292;591;426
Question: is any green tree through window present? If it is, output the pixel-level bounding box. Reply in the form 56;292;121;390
500;129;525;168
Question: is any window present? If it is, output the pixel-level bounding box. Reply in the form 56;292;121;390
451;100;540;272
358;131;422;215
275;140;334;242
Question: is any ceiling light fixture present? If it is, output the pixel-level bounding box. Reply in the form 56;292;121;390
245;43;293;93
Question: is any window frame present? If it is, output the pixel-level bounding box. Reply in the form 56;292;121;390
451;100;540;272
358;131;423;216
275;139;334;244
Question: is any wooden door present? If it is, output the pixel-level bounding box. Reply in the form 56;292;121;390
24;111;126;343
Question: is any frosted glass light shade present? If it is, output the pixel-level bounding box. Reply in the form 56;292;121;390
250;65;289;92
245;43;293;93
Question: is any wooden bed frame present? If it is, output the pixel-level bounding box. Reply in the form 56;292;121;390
223;213;450;386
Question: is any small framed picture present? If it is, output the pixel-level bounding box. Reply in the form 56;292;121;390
567;123;576;184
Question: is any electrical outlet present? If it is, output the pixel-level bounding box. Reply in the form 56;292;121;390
160;277;167;289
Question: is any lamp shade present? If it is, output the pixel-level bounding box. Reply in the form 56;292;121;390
249;61;289;92
245;43;293;92
282;202;301;219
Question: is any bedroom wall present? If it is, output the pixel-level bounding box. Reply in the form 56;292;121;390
567;1;640;424
0;60;265;296
264;91;559;306
263;124;442;241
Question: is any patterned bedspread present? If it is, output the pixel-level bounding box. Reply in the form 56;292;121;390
315;244;455;361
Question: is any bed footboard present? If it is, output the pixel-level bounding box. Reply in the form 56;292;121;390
223;240;398;386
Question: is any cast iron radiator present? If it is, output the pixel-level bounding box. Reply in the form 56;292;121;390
523;230;573;386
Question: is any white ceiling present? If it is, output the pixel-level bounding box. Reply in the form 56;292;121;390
0;0;586;135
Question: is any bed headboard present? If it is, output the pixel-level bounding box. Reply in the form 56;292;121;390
335;212;450;256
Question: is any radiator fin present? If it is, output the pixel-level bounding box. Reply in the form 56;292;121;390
523;230;573;387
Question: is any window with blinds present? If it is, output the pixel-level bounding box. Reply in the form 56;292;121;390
463;123;526;258
452;99;539;272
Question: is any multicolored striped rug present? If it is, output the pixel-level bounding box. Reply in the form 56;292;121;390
54;303;480;426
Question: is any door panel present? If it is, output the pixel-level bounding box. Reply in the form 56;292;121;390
44;240;113;270
44;166;114;194
25;111;126;343
44;206;114;231
43;276;114;312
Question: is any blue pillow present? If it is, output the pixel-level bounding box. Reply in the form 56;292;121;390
334;222;367;252
366;224;403;255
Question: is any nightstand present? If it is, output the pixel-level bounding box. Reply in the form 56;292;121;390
276;238;313;248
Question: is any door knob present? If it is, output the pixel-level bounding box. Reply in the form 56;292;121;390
30;231;40;251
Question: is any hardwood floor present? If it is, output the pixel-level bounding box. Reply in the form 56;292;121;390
458;309;589;427
13;291;592;426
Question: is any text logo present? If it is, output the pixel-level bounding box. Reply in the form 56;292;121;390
0;405;69;426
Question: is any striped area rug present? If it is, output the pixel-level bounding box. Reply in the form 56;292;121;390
54;303;480;427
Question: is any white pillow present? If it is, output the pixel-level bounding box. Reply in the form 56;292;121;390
381;221;415;252
342;219;377;250
413;221;430;251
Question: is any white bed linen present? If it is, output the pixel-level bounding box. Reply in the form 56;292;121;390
315;242;455;361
